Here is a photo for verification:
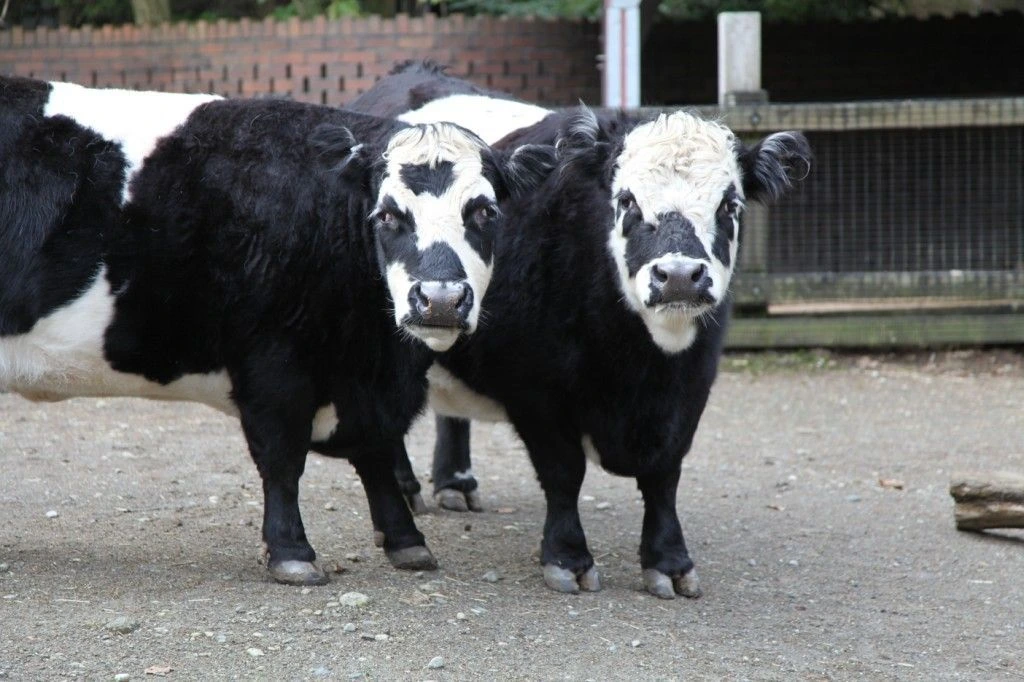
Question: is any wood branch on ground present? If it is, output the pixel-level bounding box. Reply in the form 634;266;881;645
949;471;1024;531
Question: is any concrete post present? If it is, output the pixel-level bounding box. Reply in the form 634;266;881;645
603;0;642;108
717;11;768;107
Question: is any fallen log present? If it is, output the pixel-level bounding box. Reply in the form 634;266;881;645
950;471;1024;531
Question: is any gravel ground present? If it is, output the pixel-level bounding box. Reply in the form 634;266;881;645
1;350;1022;681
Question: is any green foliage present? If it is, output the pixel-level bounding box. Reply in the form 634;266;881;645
422;0;602;21
659;0;905;22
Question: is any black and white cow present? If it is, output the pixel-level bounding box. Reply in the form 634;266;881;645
0;76;555;586
351;65;811;597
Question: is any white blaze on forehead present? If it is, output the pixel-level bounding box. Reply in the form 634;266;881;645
378;124;497;336
397;94;551;145
44;81;221;204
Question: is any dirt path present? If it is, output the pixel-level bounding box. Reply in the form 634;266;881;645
1;351;1022;681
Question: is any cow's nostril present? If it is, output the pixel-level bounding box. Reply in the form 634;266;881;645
411;283;430;313
453;283;468;309
690;263;707;283
652;264;668;283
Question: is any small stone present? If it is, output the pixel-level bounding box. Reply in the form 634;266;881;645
418;581;441;593
481;570;501;583
788;559;800;567
456;612;467;621
373;633;389;642
630;639;642;648
426;656;445;669
846;495;862;503
300;588;312;595
114;674;130;682
342;623;357;633
595;502;611;510
345;553;361;563
216;634;227;644
104;617;139;635
324;502;337;511
246;647;264;657
0;563;9;573
45;510;59;519
359;633;375;641
338;592;370;608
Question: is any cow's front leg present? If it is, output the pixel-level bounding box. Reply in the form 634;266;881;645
352;443;437;571
636;468;701;599
432;416;482;512
516;423;598;593
237;387;325;586
390;440;427;514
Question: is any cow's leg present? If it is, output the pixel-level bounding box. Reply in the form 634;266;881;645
516;422;598;593
391;440;427;514
432;416;482;512
636;468;701;599
352;442;437;571
236;373;324;586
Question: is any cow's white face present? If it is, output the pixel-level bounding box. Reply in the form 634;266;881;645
607;112;744;353
370;124;555;351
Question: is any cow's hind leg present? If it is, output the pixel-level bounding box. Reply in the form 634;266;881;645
432;416;483;512
353;442;437;571
636;468;701;599
236;373;326;586
391;441;427;514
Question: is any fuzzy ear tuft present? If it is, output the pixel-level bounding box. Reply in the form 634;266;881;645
310;123;369;185
556;105;600;154
501;144;558;197
740;131;812;203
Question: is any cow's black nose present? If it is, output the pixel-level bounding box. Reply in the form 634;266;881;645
650;260;714;305
410;281;472;328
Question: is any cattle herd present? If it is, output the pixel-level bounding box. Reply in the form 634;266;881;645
0;60;810;600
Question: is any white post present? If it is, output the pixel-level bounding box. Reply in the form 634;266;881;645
717;11;767;107
603;0;642;108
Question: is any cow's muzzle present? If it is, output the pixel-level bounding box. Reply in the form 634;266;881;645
407;281;473;329
648;259;715;307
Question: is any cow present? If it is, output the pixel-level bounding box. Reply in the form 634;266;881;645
350;64;811;598
0;75;556;586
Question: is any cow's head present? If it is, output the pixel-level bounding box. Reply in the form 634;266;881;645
314;122;555;351
559;109;810;353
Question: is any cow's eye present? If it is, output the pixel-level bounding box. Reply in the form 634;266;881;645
377;211;398;229
723;199;741;216
473;205;497;224
617;193;636;212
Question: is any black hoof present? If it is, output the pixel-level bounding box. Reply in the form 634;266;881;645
268;560;329;586
386;545;438;571
435;489;484;512
642;568;702;599
542;564;601;594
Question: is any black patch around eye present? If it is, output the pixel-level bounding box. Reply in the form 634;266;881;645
399;160;455;197
712;214;733;267
375;196;415;230
461;195;496;262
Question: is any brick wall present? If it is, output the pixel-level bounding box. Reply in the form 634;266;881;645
0;14;601;106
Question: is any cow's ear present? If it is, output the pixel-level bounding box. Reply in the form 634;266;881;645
739;131;811;204
556;106;611;170
500;144;558;197
310;123;370;186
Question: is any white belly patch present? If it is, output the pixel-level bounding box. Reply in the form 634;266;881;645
0;266;236;416
426;363;507;422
